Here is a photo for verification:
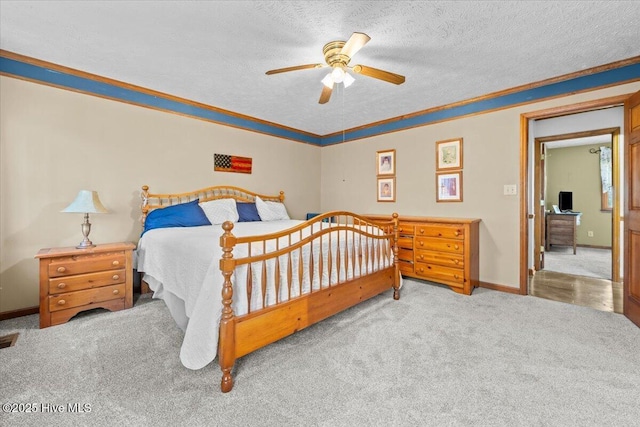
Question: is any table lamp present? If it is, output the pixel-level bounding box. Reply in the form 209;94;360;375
61;190;108;249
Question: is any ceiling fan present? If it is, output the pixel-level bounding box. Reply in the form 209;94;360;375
265;32;405;104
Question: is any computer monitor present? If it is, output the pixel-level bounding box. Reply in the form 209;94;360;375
559;191;573;212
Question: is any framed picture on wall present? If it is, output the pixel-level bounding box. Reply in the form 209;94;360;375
377;177;395;202
376;149;396;176
436;171;463;202
436;138;463;171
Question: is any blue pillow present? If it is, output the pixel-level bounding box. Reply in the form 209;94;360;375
237;202;261;222
142;199;211;236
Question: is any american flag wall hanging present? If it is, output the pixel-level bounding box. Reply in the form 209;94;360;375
213;154;252;174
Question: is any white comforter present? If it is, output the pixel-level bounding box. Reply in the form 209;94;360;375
135;220;390;370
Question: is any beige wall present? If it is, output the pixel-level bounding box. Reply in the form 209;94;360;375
0;77;321;312
546;143;612;247
2;75;639;311
320;82;640;290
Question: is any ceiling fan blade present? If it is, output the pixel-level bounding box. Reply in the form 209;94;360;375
340;32;371;59
266;63;324;75
319;84;333;104
352;65;405;85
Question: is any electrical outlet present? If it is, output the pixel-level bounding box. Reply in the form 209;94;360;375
587;231;594;237
503;185;517;195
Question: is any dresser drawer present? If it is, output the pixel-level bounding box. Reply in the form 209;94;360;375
414;224;464;240
398;260;414;275
397;223;414;235
49;269;126;294
397;248;414;262
415;250;464;268
48;253;126;277
397;237;414;250
415;237;464;254
414;262;464;286
48;283;126;312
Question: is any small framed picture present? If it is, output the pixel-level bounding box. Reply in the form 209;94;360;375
377;177;395;202
436;171;463;202
376;149;396;176
436;138;463;171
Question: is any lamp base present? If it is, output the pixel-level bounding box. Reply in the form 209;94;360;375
76;241;95;250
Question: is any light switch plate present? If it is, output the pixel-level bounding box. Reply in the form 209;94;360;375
504;184;517;195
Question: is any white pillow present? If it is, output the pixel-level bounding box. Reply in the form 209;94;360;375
199;198;239;224
255;196;290;221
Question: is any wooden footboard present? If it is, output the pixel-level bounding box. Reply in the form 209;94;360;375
218;212;400;392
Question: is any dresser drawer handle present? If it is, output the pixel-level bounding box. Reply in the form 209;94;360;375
398;228;403;232
454;274;459;279
113;289;119;295
112;260;120;266
419;241;424;246
454;260;460;265
57;283;67;289
112;275;120;280
419;267;424;273
57;299;66;306
419;228;425;234
454;231;460;236
57;266;66;273
419;255;424;260
454;245;459;250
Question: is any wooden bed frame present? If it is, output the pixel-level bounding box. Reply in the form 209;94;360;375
139;185;401;392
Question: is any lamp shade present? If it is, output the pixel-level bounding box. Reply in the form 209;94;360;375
61;190;108;214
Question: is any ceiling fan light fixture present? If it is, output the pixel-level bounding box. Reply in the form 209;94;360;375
321;73;333;88
330;67;345;83
343;72;355;88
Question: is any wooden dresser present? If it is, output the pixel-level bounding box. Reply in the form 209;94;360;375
545;212;581;254
35;242;135;328
366;215;480;295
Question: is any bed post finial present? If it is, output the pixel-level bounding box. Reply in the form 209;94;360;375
279;191;285;203
141;185;150;226
392;213;400;300
219;221;237;393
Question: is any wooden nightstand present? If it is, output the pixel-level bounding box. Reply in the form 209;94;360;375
35;242;136;328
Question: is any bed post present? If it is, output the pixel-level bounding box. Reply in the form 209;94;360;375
278;191;285;203
219;221;237;393
141;185;150;226
392;213;400;300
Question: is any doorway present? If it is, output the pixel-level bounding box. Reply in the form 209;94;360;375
534;127;620;283
520;96;628;313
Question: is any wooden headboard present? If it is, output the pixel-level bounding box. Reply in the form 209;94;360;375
140;185;285;226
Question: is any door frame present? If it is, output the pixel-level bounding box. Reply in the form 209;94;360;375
533;127;621;282
519;93;631;295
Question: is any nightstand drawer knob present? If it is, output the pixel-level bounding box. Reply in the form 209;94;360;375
399;228;403;232
112;275;120;280
113;289;119;295
57;299;66;306
57;283;67;289
112;260;120;266
57;266;66;273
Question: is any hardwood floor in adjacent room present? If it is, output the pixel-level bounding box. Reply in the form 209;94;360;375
529;270;623;314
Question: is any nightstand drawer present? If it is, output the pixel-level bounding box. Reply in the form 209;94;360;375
49;269;126;294
48;283;126;312
48;253;126;277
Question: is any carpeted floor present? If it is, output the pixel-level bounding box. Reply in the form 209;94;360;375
543;246;611;280
1;279;638;426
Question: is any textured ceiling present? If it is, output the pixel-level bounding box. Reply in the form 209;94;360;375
1;1;639;135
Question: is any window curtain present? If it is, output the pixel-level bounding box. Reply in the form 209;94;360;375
599;146;612;194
